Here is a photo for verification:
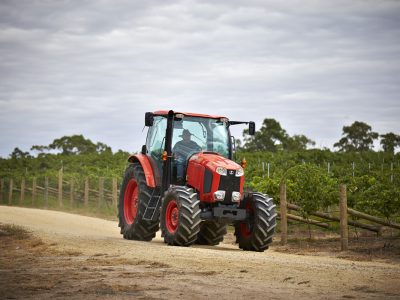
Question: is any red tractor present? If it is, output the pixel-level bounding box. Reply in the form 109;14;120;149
118;110;276;251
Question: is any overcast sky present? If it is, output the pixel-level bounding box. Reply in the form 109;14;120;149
1;0;399;157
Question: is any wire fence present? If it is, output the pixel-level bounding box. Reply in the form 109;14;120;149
0;173;120;219
251;161;399;182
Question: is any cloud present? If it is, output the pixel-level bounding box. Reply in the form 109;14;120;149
0;0;400;156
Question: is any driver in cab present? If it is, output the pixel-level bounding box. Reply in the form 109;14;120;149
173;129;201;184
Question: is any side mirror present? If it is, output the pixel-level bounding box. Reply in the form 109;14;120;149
145;112;154;127
249;121;255;135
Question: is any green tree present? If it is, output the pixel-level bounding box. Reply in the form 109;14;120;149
242;118;288;152
334;121;378;152
242;118;315;152
9;147;32;159
30;145;49;153
49;135;97;155
380;132;400;154
32;135;112;155
284;134;315;151
96;142;112;153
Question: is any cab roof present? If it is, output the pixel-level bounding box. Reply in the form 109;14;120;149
153;110;228;120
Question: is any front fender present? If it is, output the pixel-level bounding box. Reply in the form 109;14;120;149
127;154;156;188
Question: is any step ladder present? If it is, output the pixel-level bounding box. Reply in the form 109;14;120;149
143;189;162;221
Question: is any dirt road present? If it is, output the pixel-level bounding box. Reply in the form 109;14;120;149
1;206;399;299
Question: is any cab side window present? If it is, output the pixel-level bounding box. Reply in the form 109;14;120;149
146;116;167;163
212;122;229;158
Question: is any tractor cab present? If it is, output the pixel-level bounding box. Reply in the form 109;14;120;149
118;110;276;252
144;111;235;186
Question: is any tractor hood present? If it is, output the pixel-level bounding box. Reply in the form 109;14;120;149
188;152;242;171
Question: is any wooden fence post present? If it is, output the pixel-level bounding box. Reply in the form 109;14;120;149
8;178;13;205
70;180;74;205
280;182;288;245
98;177;104;208
84;177;89;207
32;177;37;206
44;177;49;208
20;178;25;205
0;178;4;204
112;178;118;206
340;184;348;251
58;168;63;207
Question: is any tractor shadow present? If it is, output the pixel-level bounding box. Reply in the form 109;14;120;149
193;244;242;252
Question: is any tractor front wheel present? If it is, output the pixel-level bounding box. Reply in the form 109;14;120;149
161;186;201;246
234;193;277;252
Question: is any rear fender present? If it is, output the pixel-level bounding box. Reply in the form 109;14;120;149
128;154;156;188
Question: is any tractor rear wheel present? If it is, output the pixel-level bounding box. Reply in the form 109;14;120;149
160;186;201;246
118;163;159;241
234;193;277;252
196;221;227;246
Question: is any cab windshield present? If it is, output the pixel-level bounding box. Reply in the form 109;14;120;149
172;116;230;158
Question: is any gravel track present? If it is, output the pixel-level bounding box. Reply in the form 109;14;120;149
1;206;399;299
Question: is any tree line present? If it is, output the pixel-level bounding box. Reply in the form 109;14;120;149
241;119;400;154
10;135;115;159
6;119;400;160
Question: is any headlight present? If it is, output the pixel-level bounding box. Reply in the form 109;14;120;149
214;190;226;201
216;167;227;176
232;192;241;202
235;167;244;177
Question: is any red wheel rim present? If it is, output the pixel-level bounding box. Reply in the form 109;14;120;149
165;199;179;234
240;200;254;238
124;179;139;224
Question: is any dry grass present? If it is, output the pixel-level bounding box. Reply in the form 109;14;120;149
0;223;31;239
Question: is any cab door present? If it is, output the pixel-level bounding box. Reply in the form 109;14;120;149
145;116;167;186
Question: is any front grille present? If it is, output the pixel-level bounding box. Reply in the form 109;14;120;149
218;170;241;203
203;168;213;193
